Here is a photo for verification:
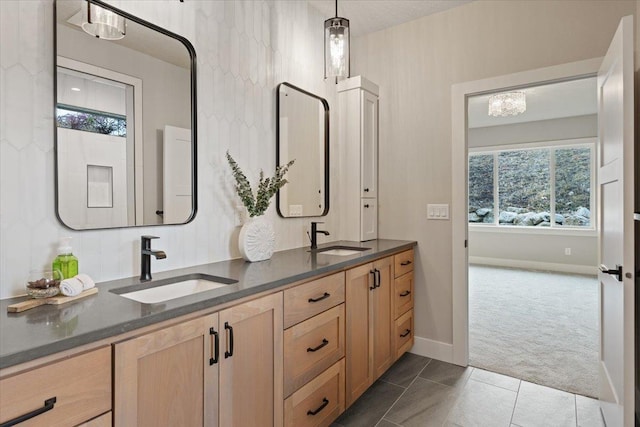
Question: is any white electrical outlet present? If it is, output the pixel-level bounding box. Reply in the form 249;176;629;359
565;248;571;255
427;204;450;220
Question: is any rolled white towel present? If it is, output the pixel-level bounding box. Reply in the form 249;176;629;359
75;273;95;291
60;277;83;297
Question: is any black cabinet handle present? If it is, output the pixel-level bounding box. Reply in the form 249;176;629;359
224;322;234;358
400;260;412;266
0;397;56;427
364;204;370;208
369;270;377;290
308;292;330;303
399;290;411;297
209;327;219;365
307;398;329;416
375;269;381;288
400;329;411;338
307;338;329;353
364;188;370;192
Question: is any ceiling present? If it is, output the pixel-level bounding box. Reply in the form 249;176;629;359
468;77;598;129
308;0;473;37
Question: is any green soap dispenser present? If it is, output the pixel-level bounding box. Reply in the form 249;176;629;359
52;237;78;279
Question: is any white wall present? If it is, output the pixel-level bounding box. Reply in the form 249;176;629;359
351;0;637;348
0;0;338;298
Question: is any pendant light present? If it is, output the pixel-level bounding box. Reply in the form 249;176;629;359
81;0;126;41
324;0;350;81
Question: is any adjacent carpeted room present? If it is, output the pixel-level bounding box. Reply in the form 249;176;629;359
468;264;599;398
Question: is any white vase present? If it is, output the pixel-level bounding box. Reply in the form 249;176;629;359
238;215;275;262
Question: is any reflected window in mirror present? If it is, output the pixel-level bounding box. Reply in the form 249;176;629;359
54;0;197;230
276;83;329;218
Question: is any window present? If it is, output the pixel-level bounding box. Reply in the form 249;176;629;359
56;105;127;137
468;143;594;228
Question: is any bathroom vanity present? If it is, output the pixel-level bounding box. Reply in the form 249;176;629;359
0;240;415;426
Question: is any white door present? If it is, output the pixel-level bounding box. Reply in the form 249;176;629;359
163;125;193;224
597;15;635;427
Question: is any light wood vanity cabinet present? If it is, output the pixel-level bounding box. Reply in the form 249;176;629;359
393;249;415;361
345;256;394;407
0;347;111;427
114;292;283;427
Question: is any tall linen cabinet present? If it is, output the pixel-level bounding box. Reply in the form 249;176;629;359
337;76;379;241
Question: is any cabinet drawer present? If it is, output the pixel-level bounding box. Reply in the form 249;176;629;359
77;411;112;427
284;272;345;328
395;309;414;360
394;272;414;319
285;358;345;427
0;347;111;427
284;304;345;397
394;249;414;278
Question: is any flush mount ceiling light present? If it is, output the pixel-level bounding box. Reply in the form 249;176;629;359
81;0;126;40
324;0;350;81
488;91;526;117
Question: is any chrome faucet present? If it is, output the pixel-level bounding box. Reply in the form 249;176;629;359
140;235;166;281
309;222;330;250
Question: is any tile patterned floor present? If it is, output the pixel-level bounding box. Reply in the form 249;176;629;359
332;353;605;427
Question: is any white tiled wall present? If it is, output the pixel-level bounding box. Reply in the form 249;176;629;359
0;0;338;298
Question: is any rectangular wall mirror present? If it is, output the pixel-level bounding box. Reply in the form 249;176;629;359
54;0;197;230
276;82;329;218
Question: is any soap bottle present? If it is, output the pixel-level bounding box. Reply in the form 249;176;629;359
52;237;79;279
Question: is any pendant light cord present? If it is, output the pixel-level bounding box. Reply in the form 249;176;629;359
335;0;338;18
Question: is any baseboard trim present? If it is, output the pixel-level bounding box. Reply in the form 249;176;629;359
469;256;597;276
409;336;454;364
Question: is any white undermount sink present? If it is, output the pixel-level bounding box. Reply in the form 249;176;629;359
311;245;371;256
112;274;237;304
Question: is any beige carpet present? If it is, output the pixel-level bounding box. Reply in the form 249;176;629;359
469;265;599;397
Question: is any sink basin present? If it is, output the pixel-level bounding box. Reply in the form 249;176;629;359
111;273;237;304
311;245;371;256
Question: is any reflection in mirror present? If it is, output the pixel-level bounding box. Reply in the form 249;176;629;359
55;0;196;229
276;83;329;218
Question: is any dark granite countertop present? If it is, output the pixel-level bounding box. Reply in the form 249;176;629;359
0;239;415;369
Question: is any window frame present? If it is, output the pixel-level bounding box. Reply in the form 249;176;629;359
468;137;596;234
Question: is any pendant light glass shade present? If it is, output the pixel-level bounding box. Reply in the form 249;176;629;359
81;0;126;40
488;92;526;117
324;15;350;79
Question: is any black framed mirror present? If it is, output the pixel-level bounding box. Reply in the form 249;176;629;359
54;0;197;230
276;82;329;218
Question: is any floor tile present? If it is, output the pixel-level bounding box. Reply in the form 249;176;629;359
335;380;404;427
377;420;402;427
576;395;605;427
385;377;459;427
447;378;517;427
511;381;577;427
380;352;431;388
419;359;473;388
470;368;521;392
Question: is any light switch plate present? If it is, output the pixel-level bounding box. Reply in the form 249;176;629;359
427;204;449;220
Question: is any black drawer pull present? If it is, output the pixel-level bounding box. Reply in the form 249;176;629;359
1;397;56;427
224;322;234;358
364;188;370;192
307;338;329;352
399;290;411;297
308;292;330;303
400;260;412;266
400;329;411;338
369;270;377;290
209;327;219;365
307;398;329;416
364;204;370;208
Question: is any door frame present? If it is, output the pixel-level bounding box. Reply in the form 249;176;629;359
450;57;602;366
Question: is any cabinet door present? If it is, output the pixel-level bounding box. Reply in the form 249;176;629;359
360;90;378;198
372;256;394;378
218;292;283;427
114;313;219;427
345;263;374;407
360;198;378;241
